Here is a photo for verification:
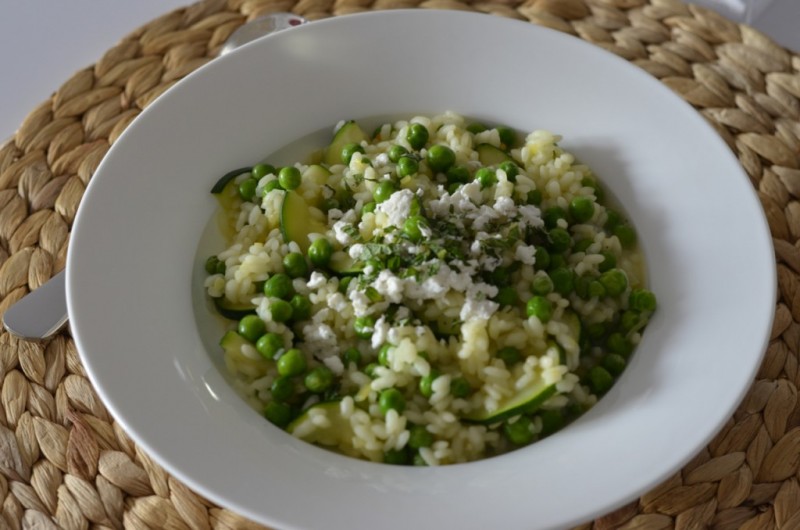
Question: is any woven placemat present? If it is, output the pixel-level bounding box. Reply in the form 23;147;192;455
1;0;798;528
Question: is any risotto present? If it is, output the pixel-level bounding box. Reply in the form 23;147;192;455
203;112;657;465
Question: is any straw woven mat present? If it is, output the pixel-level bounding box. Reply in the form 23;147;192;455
0;0;799;528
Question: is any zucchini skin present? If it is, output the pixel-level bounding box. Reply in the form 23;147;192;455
211;166;252;194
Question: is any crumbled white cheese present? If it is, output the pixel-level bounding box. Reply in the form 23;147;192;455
348;243;365;260
333;220;355;245
460;298;499;321
372;270;405;304
515;244;537;266
349;289;371;317
326;292;348;312
493;196;516;217
375;188;415;227
518;204;544;229
307;271;327;290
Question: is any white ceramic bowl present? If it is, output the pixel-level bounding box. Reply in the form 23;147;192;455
67;10;775;530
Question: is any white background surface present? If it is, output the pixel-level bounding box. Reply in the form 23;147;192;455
0;0;798;139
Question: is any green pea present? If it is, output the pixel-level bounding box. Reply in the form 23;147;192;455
602;354;627;376
543;207;567;229
354;316;375;339
406;123;429;150
384;449;409;465
475;168;497;189
363;363;379;378
419;370;440;398
378;344;392;367
205;256;221;275
497;346;521;366
362;201;376;215
604;209;624;232
379;388;406;414
620;310;641;332
539;409;564;436
548;228;571;254
396;156;419;178
269;300;293;323
588;280;606;298
599;268;628;296
277;349;306;377
575;275;592;299
262;179;282;195
531;275;554;295
629;288;657;312
499;161;519;181
581;176;604;202
238;315;266;343
388;144;408;163
614;225;637;249
342;347;361;367
495;286;519;307
497;126;517;148
549;267;574;296
573;239;592;253
534;247;550;271
278;167;301;191
252;163;275;180
588;366;614;394
264;401;292;427
341;142;365;164
256;333;283;359
598;251;616;273
490;266;511;287
446;165;470;184
450;377;472;398
503;416;534;445
403;215;428;243
408;425;433;449
238;178;258;201
586;322;607;341
466;123;488;134
373;180;397;203
527;189;542;205
289;295;312;321
304;366;334;393
447;183;460;194
282;252;308;279
606;332;633;357
526;296;553;322
263;273;294;300
426;145;456;172
548;254;567;271
271;376;294;402
308;238;333;267
569;196;595;223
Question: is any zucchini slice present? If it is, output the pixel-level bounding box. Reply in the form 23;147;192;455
463;379;557;424
211;166;252;194
214;297;257;320
219;330;265;367
280;191;328;253
476;144;512;166
328;252;362;276
324;121;367;166
287;401;352;446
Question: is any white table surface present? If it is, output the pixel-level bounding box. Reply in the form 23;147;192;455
0;1;798;139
